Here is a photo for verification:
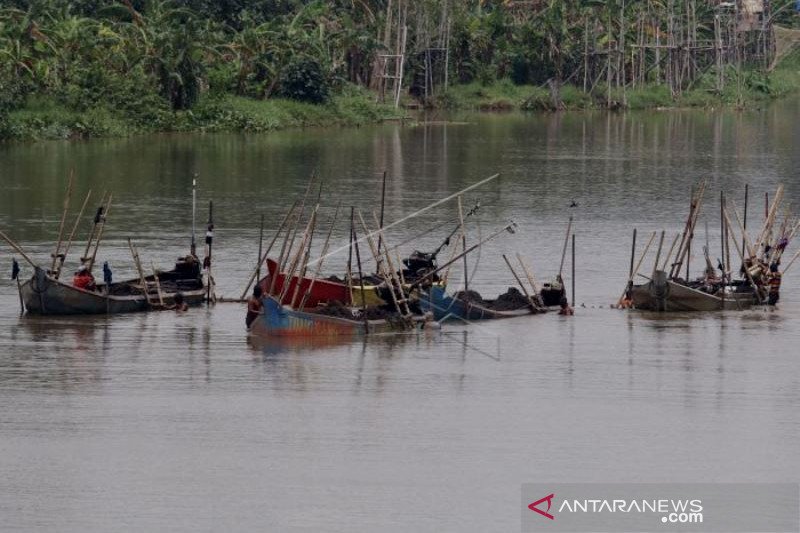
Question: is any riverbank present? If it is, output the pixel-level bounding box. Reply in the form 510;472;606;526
438;51;800;112
0;86;404;142
3;52;800;142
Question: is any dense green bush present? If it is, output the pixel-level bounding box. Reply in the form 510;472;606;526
278;58;331;104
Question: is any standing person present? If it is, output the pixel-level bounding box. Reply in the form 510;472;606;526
768;262;782;306
246;285;264;328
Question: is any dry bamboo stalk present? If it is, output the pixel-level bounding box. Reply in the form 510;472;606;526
82;191;108;262
558;216;574;277
298;203;341;310
281;174;317;272
782;249;800;274
617;230;657;305
722;206;764;303
0;229;38;268
652;230;666;279
502;254;537;311
151;262;165;307
358;212;405;318
457;195;468;292
755;185;784;249
370;211;411;317
729;199;757;259
51;172;74;273
57;189;92;279
671;180;707;278
516;253;541;295
88;194;112;272
290;208;319;309
269;203;299;297
280;205;318;306
127;239;149;303
660;232;681;271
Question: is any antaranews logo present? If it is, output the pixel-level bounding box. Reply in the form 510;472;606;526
522;483;799;533
527;493;703;524
528;493;555;520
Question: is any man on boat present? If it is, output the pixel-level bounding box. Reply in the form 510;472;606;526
246;285;264;328
768;262;782;305
72;265;96;291
558;296;574;316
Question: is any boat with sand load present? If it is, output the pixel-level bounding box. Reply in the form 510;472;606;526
1;175;213;316
621;181;797;312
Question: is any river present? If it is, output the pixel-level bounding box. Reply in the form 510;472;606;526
1;102;799;531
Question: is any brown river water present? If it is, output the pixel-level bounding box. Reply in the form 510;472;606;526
1;103;800;531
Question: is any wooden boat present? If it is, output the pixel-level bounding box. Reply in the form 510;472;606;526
261;258;353;308
419;285;541;321
249;296;411;337
20;259;205;315
261;258;422;309
629;270;758;312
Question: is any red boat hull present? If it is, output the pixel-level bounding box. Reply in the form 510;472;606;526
258;258;351;309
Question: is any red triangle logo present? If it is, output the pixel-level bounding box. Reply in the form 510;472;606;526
528;493;555;520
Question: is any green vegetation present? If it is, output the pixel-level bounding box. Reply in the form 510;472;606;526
1;1;799;141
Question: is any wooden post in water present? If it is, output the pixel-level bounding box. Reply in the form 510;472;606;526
742;184;748;258
205;200;214;304
256;214;265;283
571;233;576;307
376;170;387;266
457;195;468;292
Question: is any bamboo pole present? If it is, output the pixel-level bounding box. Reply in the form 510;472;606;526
782;248;800;274
410;222;517;289
376;170;388;267
652;230;666;279
571;234;576;307
729;199;757;259
268;202;301;297
240;202;299;300
151;262;165;307
290;208;319;309
88;194;112;273
82;191;107;263
0;229;38;268
617;230;657;305
256;214;264;282
280;205;318;306
558;216;574;278
628;229;637;280
502;254;538;312
281;174;316;272
722;206;765;303
351;211;369;333
457;195;468;291
357;211;405;318
57;189;92;279
660;232;681;271
367;210;411;314
299;203;341;310
127;238;150;304
516;253;541;297
50;172;74;274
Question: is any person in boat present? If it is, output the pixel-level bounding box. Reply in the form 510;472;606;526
558;296;574;316
72;265;96;291
172;292;189;313
246;285;264;328
768;262;782;306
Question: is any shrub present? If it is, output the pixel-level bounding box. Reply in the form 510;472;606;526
278;58;331;104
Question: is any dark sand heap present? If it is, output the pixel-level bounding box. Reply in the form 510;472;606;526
453;287;531;311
